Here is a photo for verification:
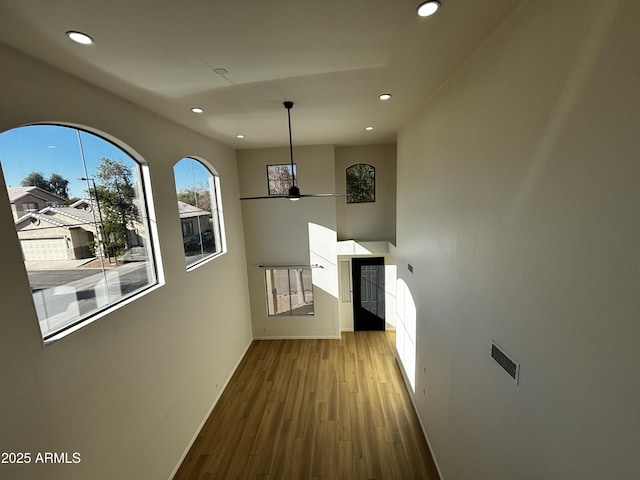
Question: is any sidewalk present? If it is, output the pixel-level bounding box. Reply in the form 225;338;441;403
25;258;97;271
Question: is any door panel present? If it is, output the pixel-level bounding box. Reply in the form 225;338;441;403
352;257;385;331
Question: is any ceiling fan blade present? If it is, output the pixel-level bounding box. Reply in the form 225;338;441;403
239;195;289;200
240;192;345;200
238;102;349;202
299;193;345;197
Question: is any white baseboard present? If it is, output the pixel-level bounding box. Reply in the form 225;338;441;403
252;334;341;340
340;327;396;332
168;339;253;479
395;353;444;480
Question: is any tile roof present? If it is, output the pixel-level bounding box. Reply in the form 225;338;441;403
6;186;66;202
178;200;210;218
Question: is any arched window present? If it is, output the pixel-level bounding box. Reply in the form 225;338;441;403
173;157;225;269
346;163;375;203
0;124;158;341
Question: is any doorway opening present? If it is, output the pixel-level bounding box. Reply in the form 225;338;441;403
352;257;385;331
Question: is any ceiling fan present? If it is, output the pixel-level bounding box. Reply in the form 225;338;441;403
240;101;344;201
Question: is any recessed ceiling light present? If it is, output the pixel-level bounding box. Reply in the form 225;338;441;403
365;126;374;131
417;1;440;17
379;93;392;100
191;107;204;113
236;134;245;139
66;31;94;45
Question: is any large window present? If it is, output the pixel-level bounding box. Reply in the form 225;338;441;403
264;268;314;316
0;124;157;341
174;157;225;268
346;163;375;203
267;164;296;195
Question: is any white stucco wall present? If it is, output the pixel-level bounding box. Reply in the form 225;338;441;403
395;0;640;478
0;43;253;480
238;145;340;339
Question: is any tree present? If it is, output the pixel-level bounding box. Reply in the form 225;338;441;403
47;173;69;199
177;184;211;212
20;171;69;199
346;163;375;203
90;158;139;255
20;171;49;190
267;164;296;195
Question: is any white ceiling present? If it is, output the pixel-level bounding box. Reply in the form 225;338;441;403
0;0;521;149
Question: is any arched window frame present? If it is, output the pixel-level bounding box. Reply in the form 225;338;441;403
0;123;160;343
346;163;376;203
173;157;226;270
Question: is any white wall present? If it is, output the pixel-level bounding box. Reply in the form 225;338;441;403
335;144;396;243
238;145;340;338
395;0;640;478
0;44;253;480
239;144;397;338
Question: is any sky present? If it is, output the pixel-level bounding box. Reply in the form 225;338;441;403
173;158;213;194
0;124;208;199
0;125;133;199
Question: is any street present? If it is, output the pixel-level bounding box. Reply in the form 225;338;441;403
28;262;152;336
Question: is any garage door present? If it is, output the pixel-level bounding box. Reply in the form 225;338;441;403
20;237;69;261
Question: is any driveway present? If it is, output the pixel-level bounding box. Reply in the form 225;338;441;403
25;258;97;271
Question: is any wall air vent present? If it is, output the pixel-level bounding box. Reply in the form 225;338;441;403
491;341;520;384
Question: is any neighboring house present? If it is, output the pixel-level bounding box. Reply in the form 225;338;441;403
7;186;66;220
11;195;209;262
14;199;99;261
178;200;211;242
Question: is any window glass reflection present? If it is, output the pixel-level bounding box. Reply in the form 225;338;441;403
174;158;223;268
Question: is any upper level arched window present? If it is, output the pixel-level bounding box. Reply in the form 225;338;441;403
173;157;225;269
0;124;158;342
346;163;375;203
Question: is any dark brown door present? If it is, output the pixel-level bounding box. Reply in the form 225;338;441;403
352;257;385;331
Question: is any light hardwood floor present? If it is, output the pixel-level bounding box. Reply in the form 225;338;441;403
173;331;439;479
